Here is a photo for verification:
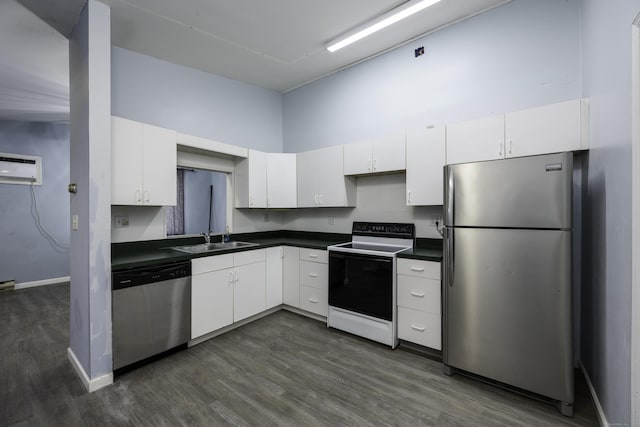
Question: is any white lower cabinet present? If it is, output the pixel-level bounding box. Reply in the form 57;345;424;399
397;258;442;350
191;249;266;339
283;246;300;307
266;246;284;309
298;250;328;316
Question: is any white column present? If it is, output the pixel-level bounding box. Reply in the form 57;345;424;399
67;0;113;392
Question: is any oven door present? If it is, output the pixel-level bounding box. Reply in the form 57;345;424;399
328;251;394;321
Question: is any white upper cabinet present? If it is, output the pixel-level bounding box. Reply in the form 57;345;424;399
343;133;406;175
111;116;177;206
235;150;267;208
235;151;296;208
446;98;590;165
504;99;589;158
266;153;297;208
446;115;505;165
297;145;356;208
406;127;446;206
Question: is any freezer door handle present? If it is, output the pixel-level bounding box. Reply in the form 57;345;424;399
444;166;454;225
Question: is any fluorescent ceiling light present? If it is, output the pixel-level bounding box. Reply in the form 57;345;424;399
326;0;442;53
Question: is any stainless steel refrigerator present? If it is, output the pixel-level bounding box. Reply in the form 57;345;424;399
443;152;574;416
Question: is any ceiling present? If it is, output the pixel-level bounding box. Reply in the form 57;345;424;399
6;0;512;122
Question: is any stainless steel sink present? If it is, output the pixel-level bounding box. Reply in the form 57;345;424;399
171;241;258;254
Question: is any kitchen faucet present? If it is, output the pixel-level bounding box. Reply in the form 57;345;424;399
201;231;213;243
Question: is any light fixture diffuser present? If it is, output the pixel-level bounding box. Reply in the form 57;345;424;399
326;0;442;53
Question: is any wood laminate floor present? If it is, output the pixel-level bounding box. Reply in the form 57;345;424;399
1;283;599;426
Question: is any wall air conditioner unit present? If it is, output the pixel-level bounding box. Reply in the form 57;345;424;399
0;153;42;185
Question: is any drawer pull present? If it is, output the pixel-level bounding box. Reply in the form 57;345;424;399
411;324;425;332
308;253;319;258
410;267;425;272
410;291;425;298
308;273;319;278
308;298;319;304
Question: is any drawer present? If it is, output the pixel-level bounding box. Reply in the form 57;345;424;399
234;249;266;266
299;285;328;317
398;307;441;350
299;260;328;289
397;258;440;280
299;249;328;264
397;275;441;314
192;253;234;274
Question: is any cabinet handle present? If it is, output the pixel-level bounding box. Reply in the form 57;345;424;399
143;190;150;203
228;271;234;285
407;190;412;204
373;158;377;171
498;140;503;156
135;189;142;203
508;139;513;155
319;194;323;205
410;291;425;298
280;247;284;259
411;324;425;332
308;272;319;278
410;267;425;272
308;253;319;258
368;158;372;172
234;270;238;283
309;298;319;304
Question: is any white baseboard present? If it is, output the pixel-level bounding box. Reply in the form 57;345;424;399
15;276;70;290
580;361;609;427
67;347;113;393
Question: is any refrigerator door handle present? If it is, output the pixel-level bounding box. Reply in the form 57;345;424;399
445;227;454;287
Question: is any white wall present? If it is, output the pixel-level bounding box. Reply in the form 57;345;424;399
283;0;582;153
0;120;70;284
111;46;283;153
580;0;637;425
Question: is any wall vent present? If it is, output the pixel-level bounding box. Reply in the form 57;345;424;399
0;153;42;185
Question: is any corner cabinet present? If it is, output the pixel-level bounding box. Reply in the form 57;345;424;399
235;151;297;208
406;127;446;206
297;146;356;208
343;133;406;175
111;116;177;206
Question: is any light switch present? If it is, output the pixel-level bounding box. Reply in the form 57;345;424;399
71;215;79;230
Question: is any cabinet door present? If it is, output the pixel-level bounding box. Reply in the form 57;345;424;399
191;268;234;339
266;246;283;309
111;117;144;205
283;246;300;307
299;285;328;317
142;123;177;206
446;115;505;165
233;261;266;322
267;153;297;208
406;127;446;206
372;133;405;173
296;150;319;208
343;140;372;175
235;150;267;208
316;145;356;207
505;99;588;158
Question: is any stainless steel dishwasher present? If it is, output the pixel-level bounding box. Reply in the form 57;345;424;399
112;261;191;371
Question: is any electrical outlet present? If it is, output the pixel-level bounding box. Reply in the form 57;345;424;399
328;216;335;225
431;215;442;225
263;213;269;222
71;214;79;230
114;216;129;228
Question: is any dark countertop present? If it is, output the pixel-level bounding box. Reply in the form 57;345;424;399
112;230;443;271
398;238;443;262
